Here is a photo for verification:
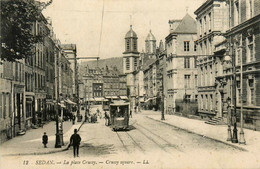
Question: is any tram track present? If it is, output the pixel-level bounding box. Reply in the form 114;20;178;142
135;122;183;152
115;130;145;154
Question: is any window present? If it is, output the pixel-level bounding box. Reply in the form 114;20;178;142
205;95;208;110
184;75;191;88
126;58;130;70
234;1;239;25
249;0;253;18
195;95;198;102
184;58;190;68
185;95;191;102
236;46;241;65
195;75;198;87
204;40;207;55
248;78;255;105
201;95;204;110
126;39;130;51
194;57;197;68
247;35;254;62
194;43;197;51
204;16;207;33
184;41;190;51
210;94;213;111
208;12;211;31
133;39;137;50
134;58;138;68
199;19;202;36
237;80;241;104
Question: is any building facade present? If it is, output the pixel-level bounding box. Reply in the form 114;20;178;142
225;0;260;130
82;65;127;102
194;0;230;119
165;14;198;114
0;59;25;143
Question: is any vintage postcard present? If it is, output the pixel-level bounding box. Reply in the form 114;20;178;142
1;0;260;168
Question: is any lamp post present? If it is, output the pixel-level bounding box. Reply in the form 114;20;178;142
55;95;64;148
224;53;238;143
226;97;232;141
161;73;165;120
238;47;246;144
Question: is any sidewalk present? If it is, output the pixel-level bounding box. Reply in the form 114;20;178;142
145;110;260;154
0;116;85;156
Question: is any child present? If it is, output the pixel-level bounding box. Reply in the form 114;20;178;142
42;132;48;148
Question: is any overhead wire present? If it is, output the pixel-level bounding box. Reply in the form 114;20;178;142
97;0;105;67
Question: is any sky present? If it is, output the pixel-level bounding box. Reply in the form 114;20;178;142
43;0;206;60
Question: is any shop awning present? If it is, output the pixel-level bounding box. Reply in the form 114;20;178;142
112;96;119;99
94;97;104;101
104;99;109;102
65;99;76;105
120;96;128;100
144;97;157;103
89;98;95;101
105;96;112;99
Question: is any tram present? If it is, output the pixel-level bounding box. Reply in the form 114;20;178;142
109;101;130;131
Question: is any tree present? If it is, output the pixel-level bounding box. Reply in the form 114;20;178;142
1;0;52;62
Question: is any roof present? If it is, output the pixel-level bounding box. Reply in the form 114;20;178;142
61;44;77;50
143;58;156;71
125;25;137;38
146;30;156;41
172;14;197;34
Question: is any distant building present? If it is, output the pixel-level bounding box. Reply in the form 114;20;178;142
82;65;127;103
61;44;78;102
165;14;198;114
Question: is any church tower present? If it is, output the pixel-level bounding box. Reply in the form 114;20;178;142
145;30;156;55
123;25;140;74
123;25;139;110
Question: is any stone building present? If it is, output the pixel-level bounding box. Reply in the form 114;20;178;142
194;0;230;118
225;0;260;130
165;14;198;114
0;59;25;143
61;44;78;102
82;65;127;103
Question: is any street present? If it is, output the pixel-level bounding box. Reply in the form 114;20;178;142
1;109;260;169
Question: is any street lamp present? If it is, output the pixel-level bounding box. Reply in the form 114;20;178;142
238;46;246;145
226;97;232;141
223;54;238;143
161;73;165;120
55;95;64;148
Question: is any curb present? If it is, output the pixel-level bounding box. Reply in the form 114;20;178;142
146;116;248;152
2;120;85;157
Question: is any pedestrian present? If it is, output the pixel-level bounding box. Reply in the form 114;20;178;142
42;132;48;148
72;115;76;125
69;129;81;158
130;110;132;118
104;111;109;126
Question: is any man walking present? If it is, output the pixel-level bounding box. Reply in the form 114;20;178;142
70;129;81;157
42;132;48;148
